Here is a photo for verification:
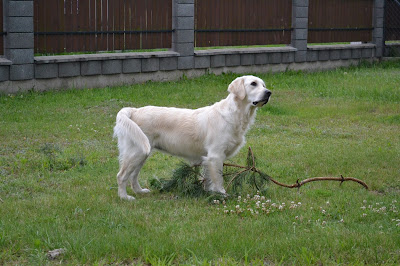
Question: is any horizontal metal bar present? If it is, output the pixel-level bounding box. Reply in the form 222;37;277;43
195;28;292;33
34;30;174;36
309;27;374;31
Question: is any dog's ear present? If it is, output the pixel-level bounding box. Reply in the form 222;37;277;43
228;77;246;100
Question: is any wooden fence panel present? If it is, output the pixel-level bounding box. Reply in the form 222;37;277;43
34;0;172;54
385;0;400;41
195;0;292;47
308;0;373;43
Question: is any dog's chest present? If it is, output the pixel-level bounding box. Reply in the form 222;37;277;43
223;133;245;159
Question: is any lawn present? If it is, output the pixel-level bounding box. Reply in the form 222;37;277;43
0;60;399;264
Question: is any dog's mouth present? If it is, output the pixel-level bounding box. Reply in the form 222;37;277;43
252;99;269;106
253;91;272;107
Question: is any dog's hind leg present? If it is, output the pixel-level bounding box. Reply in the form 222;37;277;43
117;151;149;200
129;157;151;194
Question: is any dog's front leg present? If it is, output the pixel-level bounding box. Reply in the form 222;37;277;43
202;154;226;194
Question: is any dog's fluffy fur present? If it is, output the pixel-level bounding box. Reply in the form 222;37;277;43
113;75;271;200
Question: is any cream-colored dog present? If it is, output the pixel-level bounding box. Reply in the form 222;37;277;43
113;75;271;200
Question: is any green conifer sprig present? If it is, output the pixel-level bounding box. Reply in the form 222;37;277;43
150;147;270;198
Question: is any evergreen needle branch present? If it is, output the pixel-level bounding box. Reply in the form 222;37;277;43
226;168;251;190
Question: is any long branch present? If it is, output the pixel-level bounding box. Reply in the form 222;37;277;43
223;162;369;190
268;175;369;190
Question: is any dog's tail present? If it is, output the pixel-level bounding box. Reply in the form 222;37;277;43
113;107;151;155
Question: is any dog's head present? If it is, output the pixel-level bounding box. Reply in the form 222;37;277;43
228;75;272;107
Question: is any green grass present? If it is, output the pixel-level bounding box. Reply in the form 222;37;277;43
1;60;400;264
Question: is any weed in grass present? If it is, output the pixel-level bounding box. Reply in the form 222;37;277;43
39;143;87;172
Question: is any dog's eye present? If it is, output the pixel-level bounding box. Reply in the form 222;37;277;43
251;82;257;86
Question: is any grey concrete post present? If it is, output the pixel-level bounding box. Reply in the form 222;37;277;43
172;0;195;69
291;0;309;62
373;0;385;58
5;0;34;80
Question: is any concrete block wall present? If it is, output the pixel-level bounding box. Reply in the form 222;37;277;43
292;0;309;62
0;0;386;93
6;0;35;81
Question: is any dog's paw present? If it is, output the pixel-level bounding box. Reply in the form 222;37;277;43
120;195;136;201
137;188;151;194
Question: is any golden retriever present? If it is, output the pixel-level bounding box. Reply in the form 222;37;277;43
113;75;271;200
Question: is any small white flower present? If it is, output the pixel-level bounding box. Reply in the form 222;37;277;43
339;219;344;223
362;213;367;217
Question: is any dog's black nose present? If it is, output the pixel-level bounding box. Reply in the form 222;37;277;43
265;91;272;98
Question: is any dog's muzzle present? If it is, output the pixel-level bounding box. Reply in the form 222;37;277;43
253;91;272;106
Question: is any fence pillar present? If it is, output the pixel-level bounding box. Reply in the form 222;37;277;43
373;0;385;58
291;0;309;62
4;0;34;81
172;0;195;69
